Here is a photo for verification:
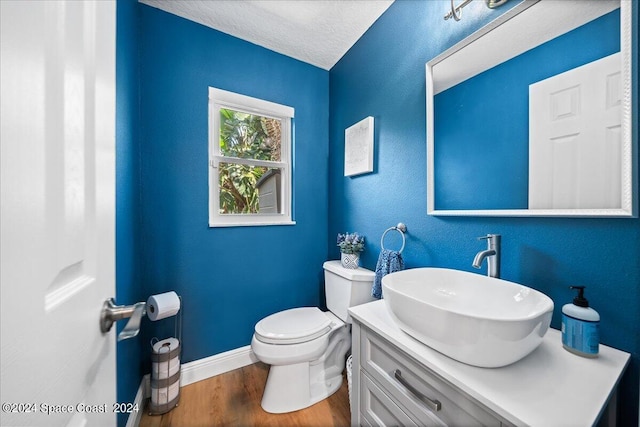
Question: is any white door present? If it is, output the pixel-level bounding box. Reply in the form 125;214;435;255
1;1;117;426
529;53;622;209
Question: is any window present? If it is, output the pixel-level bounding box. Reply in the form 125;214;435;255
208;87;295;227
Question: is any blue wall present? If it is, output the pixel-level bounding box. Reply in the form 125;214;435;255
115;0;145;425
135;4;329;364
329;0;639;424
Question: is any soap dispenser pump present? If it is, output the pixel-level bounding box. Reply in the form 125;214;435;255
561;286;600;358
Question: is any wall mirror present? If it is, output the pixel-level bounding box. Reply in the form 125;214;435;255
426;0;636;217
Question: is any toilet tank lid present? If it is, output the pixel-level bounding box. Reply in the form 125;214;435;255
323;260;374;281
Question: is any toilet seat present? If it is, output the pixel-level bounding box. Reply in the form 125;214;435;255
254;307;332;344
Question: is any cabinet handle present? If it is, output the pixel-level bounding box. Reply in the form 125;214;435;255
394;369;442;412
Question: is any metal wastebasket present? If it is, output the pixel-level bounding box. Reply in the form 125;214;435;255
346;354;353;408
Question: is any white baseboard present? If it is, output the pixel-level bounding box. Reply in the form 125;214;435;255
125;375;148;427
180;345;258;387
126;345;258;426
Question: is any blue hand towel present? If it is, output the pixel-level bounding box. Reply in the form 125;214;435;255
372;249;404;299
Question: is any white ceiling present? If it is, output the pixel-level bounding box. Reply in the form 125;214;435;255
139;0;394;70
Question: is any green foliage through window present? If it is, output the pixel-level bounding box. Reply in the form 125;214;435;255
218;108;282;214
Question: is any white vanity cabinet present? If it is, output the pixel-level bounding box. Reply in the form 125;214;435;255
358;327;508;426
349;300;630;427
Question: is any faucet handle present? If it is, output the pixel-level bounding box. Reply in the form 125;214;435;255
478;235;501;251
478;233;500;240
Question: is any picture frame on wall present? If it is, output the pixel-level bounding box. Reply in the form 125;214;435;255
344;116;374;177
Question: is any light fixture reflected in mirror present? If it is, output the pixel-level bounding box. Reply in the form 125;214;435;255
486;0;509;9
445;0;509;21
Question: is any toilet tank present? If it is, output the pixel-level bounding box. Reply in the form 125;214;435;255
323;261;375;323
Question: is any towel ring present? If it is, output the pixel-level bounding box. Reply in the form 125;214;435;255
381;223;407;254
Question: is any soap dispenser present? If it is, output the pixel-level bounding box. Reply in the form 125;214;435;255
561;286;600;358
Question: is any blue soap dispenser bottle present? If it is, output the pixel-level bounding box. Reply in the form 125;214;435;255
561;286;600;358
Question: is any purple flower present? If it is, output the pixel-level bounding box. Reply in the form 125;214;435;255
337;232;365;254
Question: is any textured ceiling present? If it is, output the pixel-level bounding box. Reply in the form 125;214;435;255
139;0;394;70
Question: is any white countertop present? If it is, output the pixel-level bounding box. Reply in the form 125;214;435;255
349;300;630;427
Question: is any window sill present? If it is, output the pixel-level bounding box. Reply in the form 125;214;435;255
208;220;296;228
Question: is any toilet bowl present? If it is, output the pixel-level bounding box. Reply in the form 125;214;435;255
251;261;375;413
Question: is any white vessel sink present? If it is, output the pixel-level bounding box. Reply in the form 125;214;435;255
382;268;554;368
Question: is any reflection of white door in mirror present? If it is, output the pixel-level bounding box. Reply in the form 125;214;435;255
529;53;621;210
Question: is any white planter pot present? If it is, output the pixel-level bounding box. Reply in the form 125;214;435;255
341;253;360;269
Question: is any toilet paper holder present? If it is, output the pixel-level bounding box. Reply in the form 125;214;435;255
100;298;147;341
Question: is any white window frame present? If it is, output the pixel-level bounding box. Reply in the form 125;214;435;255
208;87;295;227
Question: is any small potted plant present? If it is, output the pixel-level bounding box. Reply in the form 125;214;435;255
337;232;365;269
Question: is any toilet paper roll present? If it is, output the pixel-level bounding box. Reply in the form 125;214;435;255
152;337;180;355
151;381;180;405
152;358;180;379
147;291;180;321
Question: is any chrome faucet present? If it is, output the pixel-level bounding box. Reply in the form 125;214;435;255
472;234;501;278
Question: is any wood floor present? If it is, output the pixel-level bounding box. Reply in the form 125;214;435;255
139;362;351;427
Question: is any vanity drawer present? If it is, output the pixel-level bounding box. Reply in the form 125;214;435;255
360;371;422;427
360;328;502;427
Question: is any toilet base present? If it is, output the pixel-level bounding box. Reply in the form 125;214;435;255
261;364;346;415
260;325;351;414
261;362;311;413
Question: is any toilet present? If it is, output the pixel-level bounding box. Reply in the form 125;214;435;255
251;260;375;413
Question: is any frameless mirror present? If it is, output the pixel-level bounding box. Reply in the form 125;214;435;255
426;0;636;217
